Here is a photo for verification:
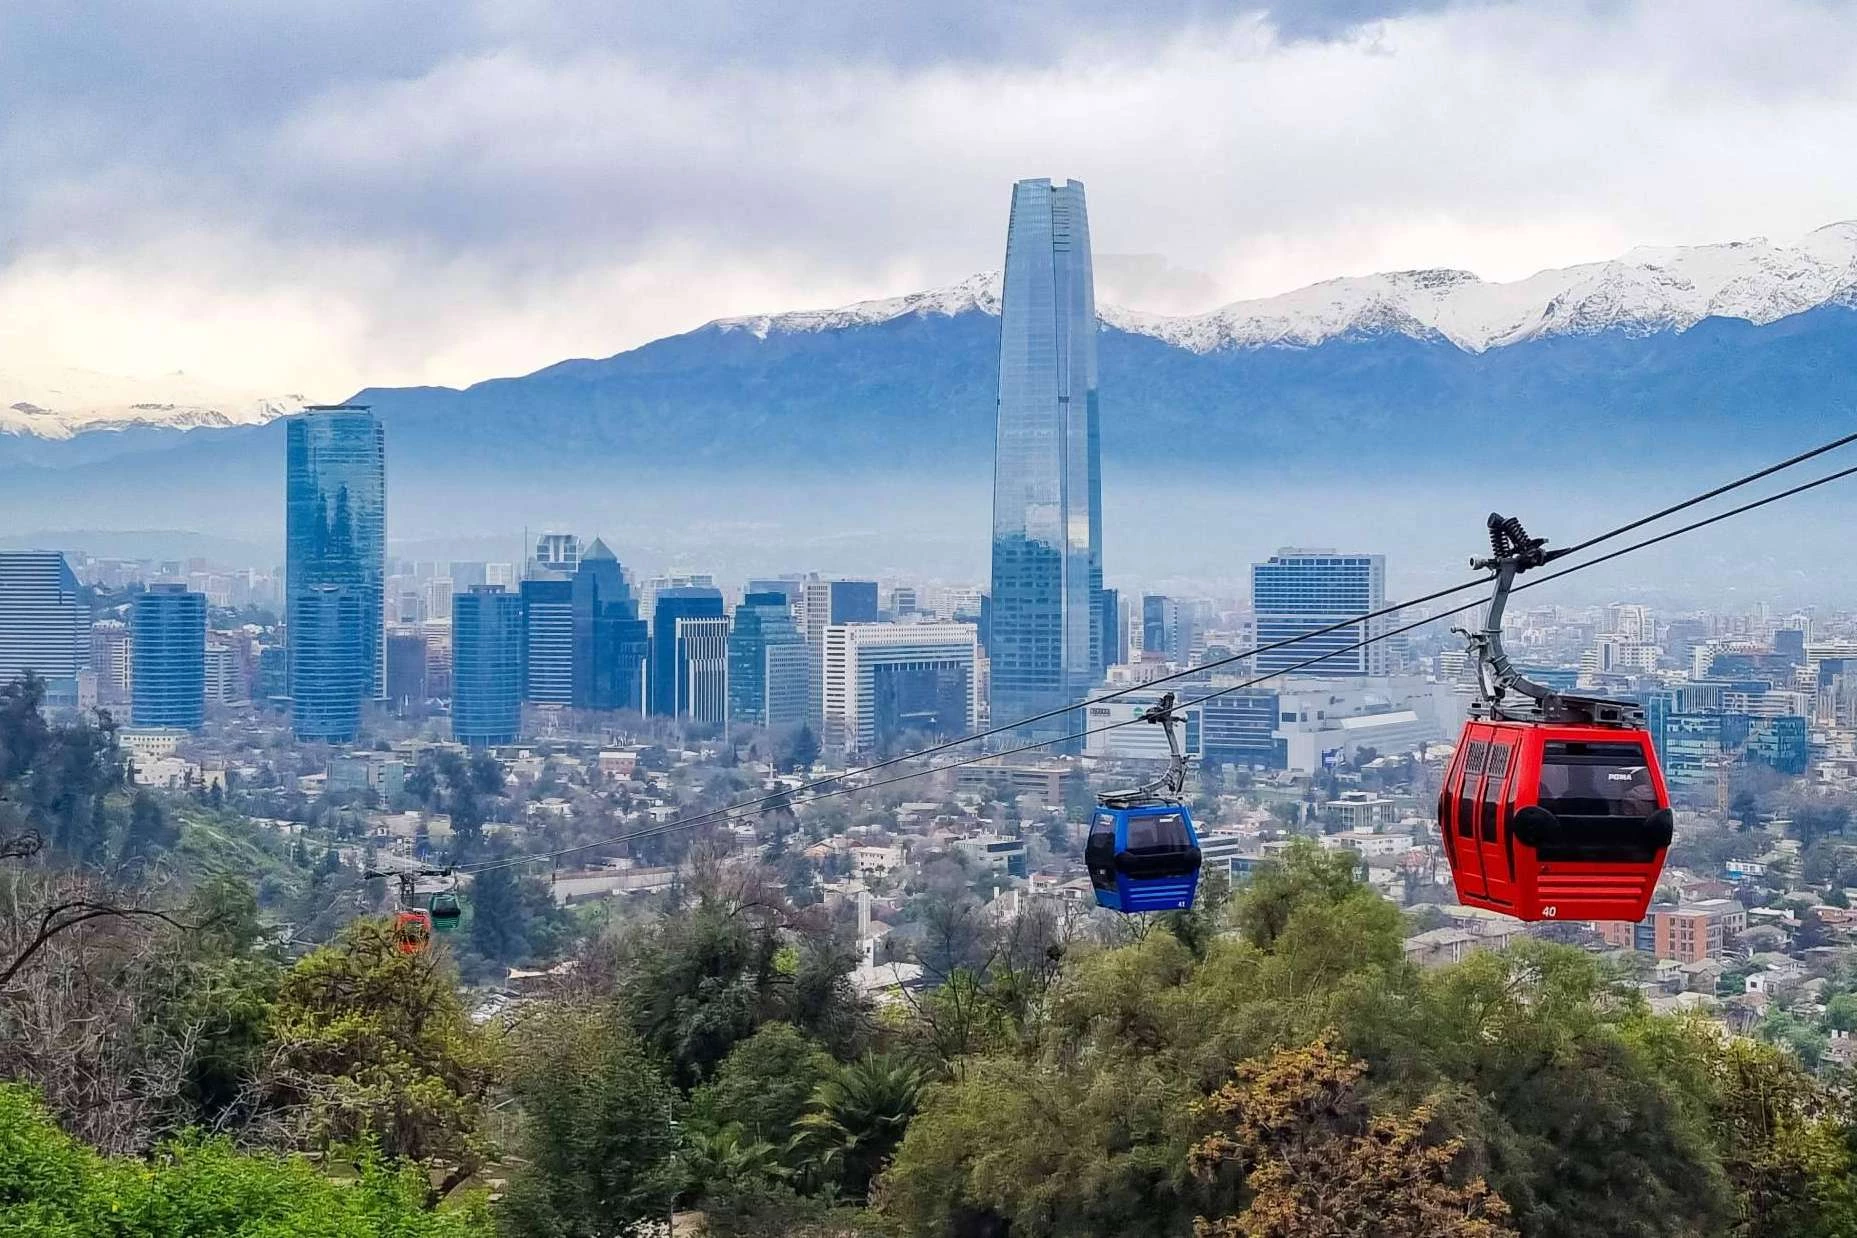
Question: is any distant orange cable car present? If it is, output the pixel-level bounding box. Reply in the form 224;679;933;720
1440;515;1673;923
393;909;433;955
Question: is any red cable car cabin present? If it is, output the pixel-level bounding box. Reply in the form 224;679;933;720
394;909;433;954
1439;512;1675;923
1440;720;1673;923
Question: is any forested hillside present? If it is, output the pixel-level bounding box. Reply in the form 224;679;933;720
2;684;1854;1237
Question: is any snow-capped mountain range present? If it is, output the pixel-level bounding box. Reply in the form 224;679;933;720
12;219;1857;441
719;220;1857;354
0;366;302;440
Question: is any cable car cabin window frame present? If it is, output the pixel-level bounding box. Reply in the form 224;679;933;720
1531;739;1666;865
1113;807;1201;881
1481;744;1511;843
1457;741;1488;839
1125;810;1193;854
1085;811;1118;893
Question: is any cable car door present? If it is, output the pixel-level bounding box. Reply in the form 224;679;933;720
1450;737;1489;900
1478;740;1517;907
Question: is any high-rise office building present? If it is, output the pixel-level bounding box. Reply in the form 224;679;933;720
745;578;805;606
572;539;648;713
988;177;1102;730
520;578;574;706
1097;587;1124;667
799;579;879;728
453;585;525;746
823;622;978;756
385;627;430;708
675;615;731;725
205;638;249;706
729;591;809;728
421;619;453;698
131;583;205;729
531;532;581;577
1141;595;1180;661
91;620;134;705
650;587;725;716
0;551;89;704
1251;550;1391;677
286;405;385;737
289;583;367;741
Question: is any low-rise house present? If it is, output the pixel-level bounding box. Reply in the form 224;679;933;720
1403;921;1517;969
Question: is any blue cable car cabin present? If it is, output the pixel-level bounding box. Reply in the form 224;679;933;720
1084;691;1203;913
1085;804;1202;912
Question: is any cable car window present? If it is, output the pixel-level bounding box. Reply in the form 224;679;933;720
1126;811;1192;852
1538;742;1658;819
1481;745;1510;841
1454;742;1486;839
1085;813;1118;892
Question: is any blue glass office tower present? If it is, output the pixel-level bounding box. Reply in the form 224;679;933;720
730;591;809;727
290;584;367;741
0;551;88;704
650;587;724;716
988;178;1102;731
453;585;524;746
131;583;205;729
521;578;575;705
1251;551;1390;678
1097;587;1123;668
286;406;384;738
572;539;648;713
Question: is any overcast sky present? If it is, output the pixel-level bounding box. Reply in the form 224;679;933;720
7;0;1857;399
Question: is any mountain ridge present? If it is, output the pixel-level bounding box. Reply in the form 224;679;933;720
11;220;1857;441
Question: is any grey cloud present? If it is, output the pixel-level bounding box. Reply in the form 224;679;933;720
5;0;1857;399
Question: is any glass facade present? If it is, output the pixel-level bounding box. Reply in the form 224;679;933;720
0;551;88;699
521;578;574;705
289;584;366;741
1201;689;1283;767
385;630;429;707
988;178;1102;731
572;539;648;713
650;587;725;716
453;585;524;746
131;583;205;729
729;591;808;727
1098;586;1123;667
286;406;384;738
1251;551;1390;677
675;615;731;724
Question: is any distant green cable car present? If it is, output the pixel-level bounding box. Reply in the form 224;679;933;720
429;891;463;934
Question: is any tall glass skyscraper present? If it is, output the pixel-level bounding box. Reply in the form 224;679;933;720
131;583;206;729
572;539;648;713
988;178;1103;730
0;551;88;704
290;583;367;740
453;585;525;746
286;405;385;738
1251;550;1391;678
729;591;809;728
520;578;575;705
650;587;724;717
